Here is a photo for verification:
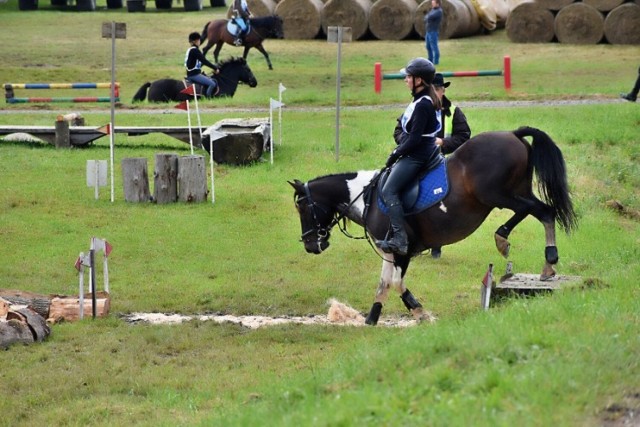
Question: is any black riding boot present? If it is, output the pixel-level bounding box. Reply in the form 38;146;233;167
376;204;408;255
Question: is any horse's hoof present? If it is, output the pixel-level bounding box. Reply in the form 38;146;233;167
540;263;556;281
494;234;510;258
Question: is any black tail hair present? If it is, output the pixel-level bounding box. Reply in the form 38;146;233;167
132;82;151;103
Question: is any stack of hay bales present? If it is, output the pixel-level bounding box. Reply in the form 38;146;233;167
507;0;640;44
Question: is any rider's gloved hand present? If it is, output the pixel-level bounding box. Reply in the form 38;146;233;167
386;150;400;168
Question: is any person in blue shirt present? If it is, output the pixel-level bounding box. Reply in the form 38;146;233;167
424;0;443;65
377;58;442;256
184;32;219;98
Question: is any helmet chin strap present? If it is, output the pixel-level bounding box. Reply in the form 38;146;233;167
411;76;425;97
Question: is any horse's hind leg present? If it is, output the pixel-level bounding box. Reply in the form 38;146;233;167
213;42;224;63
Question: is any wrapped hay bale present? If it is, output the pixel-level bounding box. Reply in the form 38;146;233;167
226;0;276;17
459;0;484;35
535;0;574;11
369;0;418;40
321;0;371;41
275;0;324;39
491;0;511;28
554;3;604;44
506;1;555;43
581;0;623;13
468;0;499;31
603;3;640;45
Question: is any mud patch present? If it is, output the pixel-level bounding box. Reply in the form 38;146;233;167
601;393;640;427
121;299;422;329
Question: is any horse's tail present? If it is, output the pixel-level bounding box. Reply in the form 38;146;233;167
201;22;210;43
132;82;151;102
514;126;578;234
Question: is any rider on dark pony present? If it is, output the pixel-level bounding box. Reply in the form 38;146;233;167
376;58;443;256
232;0;252;46
185;32;220;98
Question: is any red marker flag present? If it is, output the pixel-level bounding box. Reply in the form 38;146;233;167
180;85;195;96
175;100;188;111
97;123;111;135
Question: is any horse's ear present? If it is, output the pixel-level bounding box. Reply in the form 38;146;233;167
288;179;304;191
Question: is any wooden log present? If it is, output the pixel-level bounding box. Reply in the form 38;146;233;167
0;289;51;319
48;291;111;322
554;3;604;45
506;1;555;43
581;0;622;13
0;319;34;349
275;0;324;39
321;0;371;41
369;0;417;41
7;308;51;342
122;157;151;203
534;0;574;12
604;3;640;45
177;155;208;203
153;153;178;204
55;119;71;149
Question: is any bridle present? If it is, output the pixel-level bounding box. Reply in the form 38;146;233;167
295;182;370;246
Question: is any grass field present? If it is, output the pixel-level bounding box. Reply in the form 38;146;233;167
1;2;640;426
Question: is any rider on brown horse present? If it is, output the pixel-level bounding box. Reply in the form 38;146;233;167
232;0;252;46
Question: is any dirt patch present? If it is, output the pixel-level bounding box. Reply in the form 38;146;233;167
121;299;421;328
600;393;640;427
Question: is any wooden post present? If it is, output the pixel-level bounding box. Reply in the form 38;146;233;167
54;119;70;149
177;155;207;203
153;153;178;204
121;157;151;202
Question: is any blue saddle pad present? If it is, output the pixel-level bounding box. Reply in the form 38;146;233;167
378;159;449;215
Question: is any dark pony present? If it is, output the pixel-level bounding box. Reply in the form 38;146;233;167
132;57;257;103
200;15;284;70
290;127;578;326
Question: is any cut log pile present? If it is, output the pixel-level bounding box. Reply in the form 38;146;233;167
507;0;640;45
0;289;111;349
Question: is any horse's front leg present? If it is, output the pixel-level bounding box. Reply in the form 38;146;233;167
253;43;273;70
213;42;224;64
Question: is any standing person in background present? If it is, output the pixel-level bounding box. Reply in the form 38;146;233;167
430;72;471;259
424;0;443;65
232;0;252;46
620;65;639;102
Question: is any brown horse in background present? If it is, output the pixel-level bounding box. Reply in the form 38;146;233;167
200;16;284;70
290;127;578;326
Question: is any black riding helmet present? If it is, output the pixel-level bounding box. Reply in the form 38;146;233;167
189;32;201;42
400;58;436;84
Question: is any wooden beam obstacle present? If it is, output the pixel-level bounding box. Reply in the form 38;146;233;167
4;82;120;104
374;56;511;94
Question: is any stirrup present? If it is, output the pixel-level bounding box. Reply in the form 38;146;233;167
234;38;242;46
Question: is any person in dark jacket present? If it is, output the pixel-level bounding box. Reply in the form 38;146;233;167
620;65;639;102
431;72;471;258
377;58;442;256
184;32;219;98
424;0;443;65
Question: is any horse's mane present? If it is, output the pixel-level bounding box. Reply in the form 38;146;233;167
218;56;246;68
250;15;282;27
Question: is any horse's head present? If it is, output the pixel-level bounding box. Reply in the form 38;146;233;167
271;15;284;39
219;57;258;87
289;179;335;254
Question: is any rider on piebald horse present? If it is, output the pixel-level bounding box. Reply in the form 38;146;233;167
232;0;252;46
377;58;443;256
185;32;220;98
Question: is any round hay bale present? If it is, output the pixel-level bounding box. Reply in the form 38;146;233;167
582;0;623;13
439;0;477;39
369;0;418;40
226;0;276;18
459;0;483;36
321;0;371;41
506;1;555;43
414;0;431;39
535;0;574;12
275;0;323;39
554;3;604;44
604;3;640;45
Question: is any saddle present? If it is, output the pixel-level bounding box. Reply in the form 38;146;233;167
377;156;449;215
226;19;250;39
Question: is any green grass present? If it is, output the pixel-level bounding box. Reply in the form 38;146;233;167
1;4;640;427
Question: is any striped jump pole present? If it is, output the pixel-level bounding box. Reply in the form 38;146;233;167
374;56;511;93
4;82;120;104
